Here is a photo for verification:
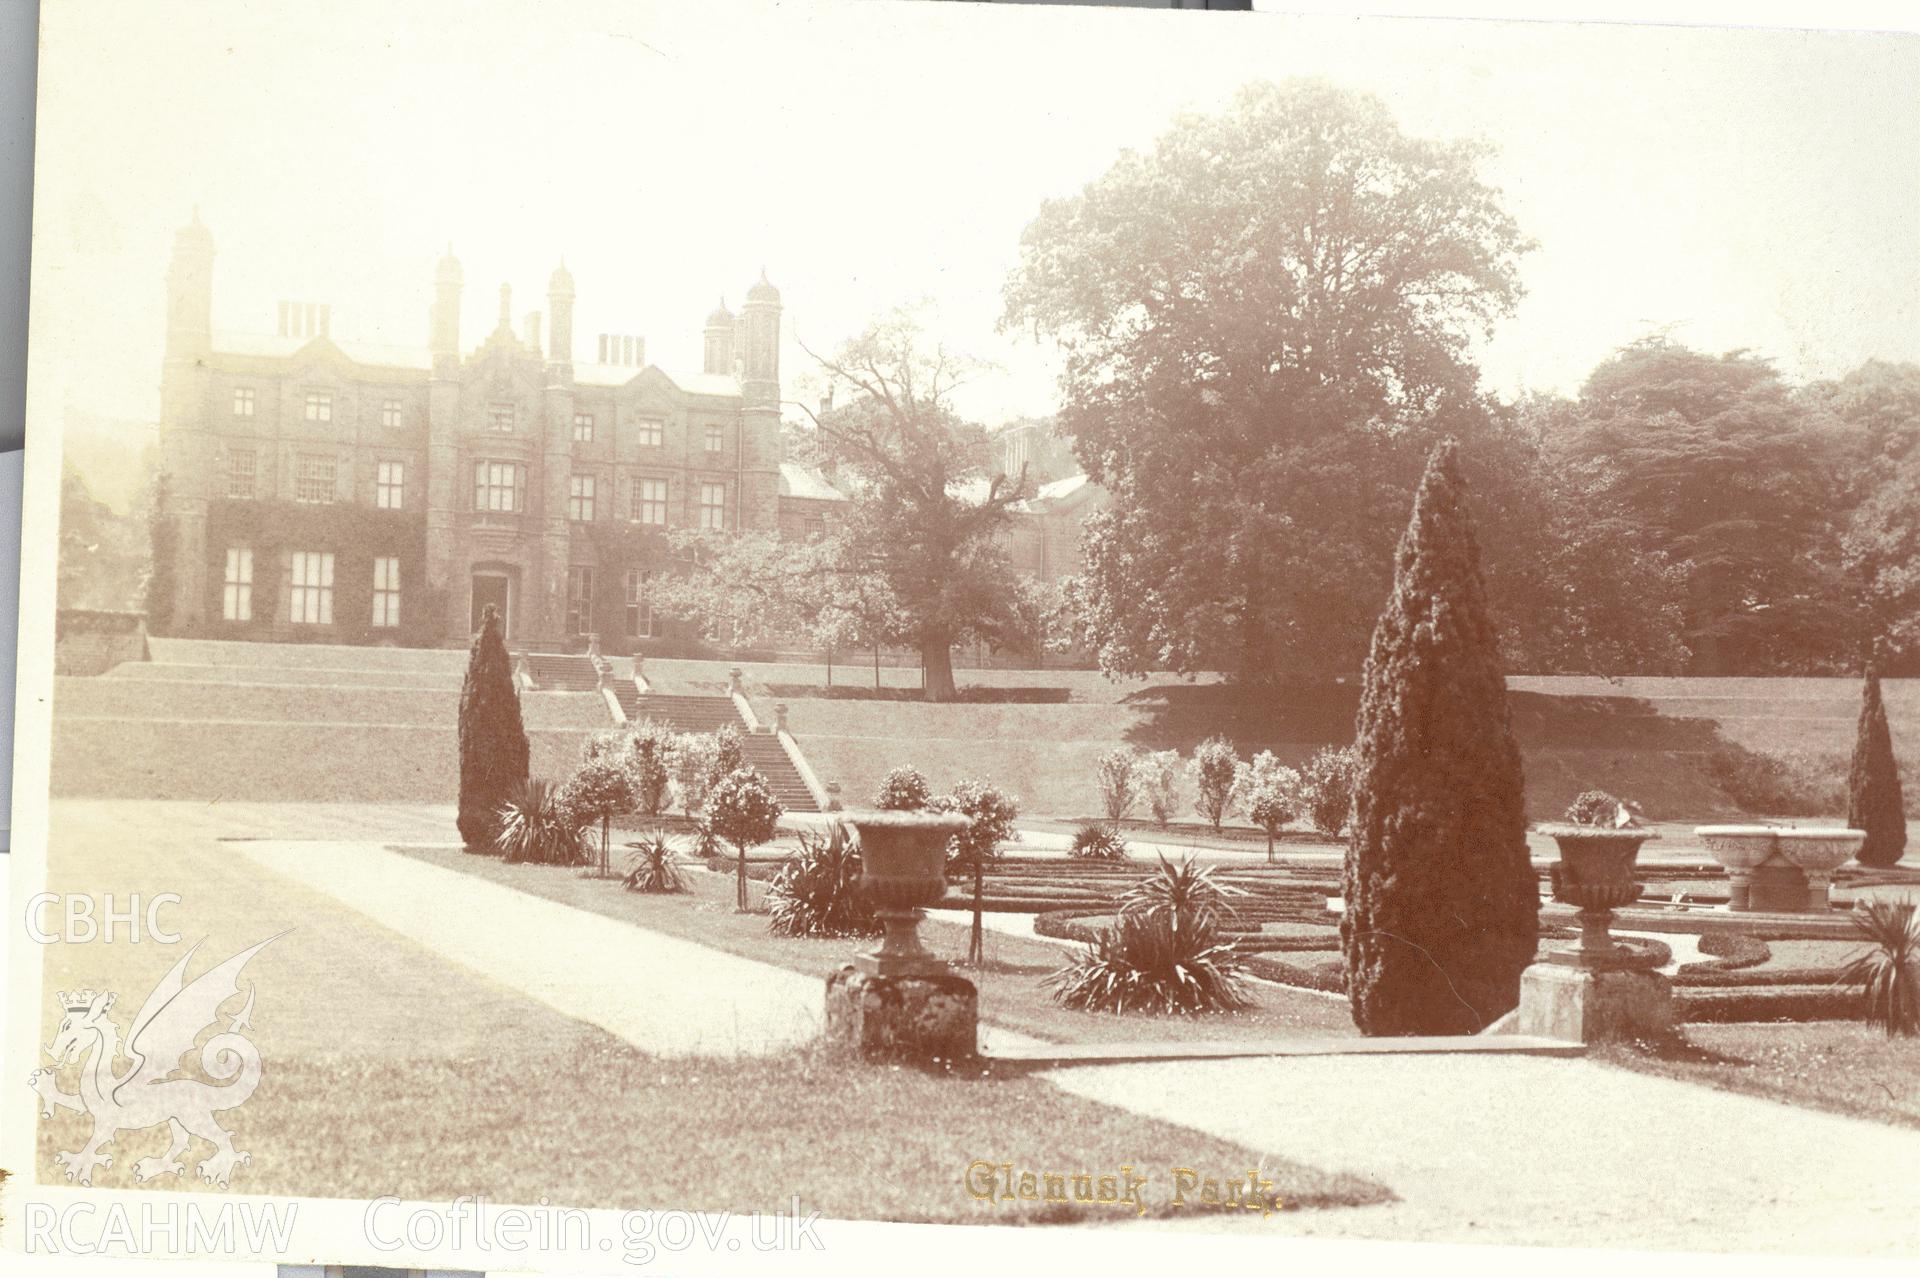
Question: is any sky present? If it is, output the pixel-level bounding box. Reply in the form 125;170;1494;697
23;0;1920;452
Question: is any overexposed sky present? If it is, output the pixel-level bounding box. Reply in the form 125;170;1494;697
24;0;1920;438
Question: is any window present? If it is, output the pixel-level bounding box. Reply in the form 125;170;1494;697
371;556;401;628
704;423;724;452
227;449;256;499
381;399;402;428
232;387;255;417
375;460;404;510
573;412;594;442
488;402;515;433
566;566;593;635
698;482;726;530
569;474;596;522
288;551;334;625
474;460;523;512
222;547;253;621
625;569;653;638
294;453;336;504
636;418;663;448
633;477;667;526
304;392;332;422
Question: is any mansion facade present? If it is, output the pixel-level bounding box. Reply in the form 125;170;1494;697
152;216;1100;656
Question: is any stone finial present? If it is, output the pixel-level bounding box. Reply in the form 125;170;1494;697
728;667;744;696
587;632;603;661
774;703;789;733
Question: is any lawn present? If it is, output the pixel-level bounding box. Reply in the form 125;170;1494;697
35;1036;1390;1221
1594;1022;1920;1129
391;843;1359;1046
31;800;1387;1221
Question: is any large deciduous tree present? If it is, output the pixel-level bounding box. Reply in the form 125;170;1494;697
1004;78;1531;682
1549;338;1855;674
804;311;1033;701
457;604;530;850
1342;441;1537;1036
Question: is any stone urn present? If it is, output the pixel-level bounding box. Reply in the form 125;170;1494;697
1695;825;1779;911
841;810;970;978
1537;824;1659;967
1775;829;1865;911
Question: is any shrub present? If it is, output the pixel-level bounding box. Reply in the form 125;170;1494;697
1848;668;1908;868
1298;744;1357;837
1564;789;1638;827
493;777;586;865
623;830;687;894
457;604;529;850
1231;750;1302;861
627;719;676;817
1839;901;1920;1036
1137;750;1185;825
874;766;933;811
1343;441;1537;1036
711;724;746;781
1069;823;1129;860
559;754;638;876
669;732;723;816
933;780;1020;965
689;816;722;859
766;826;880;938
1187;736;1240;832
1702;744;1846;817
1095;747;1141;822
706;766;784;912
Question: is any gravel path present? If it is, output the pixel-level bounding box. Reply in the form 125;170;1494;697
1048;1053;1920;1254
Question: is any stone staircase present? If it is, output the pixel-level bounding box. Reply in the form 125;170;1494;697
523;653;602;692
613;685;821;813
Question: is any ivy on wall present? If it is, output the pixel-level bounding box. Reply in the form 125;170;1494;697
200;499;443;646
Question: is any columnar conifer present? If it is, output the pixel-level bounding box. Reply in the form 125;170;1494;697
1341;441;1538;1034
1849;665;1907;868
457;604;530;850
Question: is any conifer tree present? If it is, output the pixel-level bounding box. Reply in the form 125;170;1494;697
1849;664;1907;868
457;604;530;850
1342;440;1538;1034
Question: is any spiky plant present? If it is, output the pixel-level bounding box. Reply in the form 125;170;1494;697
623;829;687;894
494;777;586;865
766;827;880;938
1839;901;1920;1037
1120;853;1246;938
1048;911;1251;1015
1069;823;1129;860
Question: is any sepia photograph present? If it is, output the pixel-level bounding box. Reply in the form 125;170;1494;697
5;0;1918;1269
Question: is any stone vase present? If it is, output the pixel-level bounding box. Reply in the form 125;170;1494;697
1695;825;1779;912
842;810;970;978
1538;824;1657;966
1775;829;1865;912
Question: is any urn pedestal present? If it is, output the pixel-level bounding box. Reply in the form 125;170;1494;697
821;810;978;1062
1510;825;1673;1044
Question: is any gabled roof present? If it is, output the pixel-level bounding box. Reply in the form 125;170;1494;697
212;330;434;371
779;463;846;502
573;363;741;397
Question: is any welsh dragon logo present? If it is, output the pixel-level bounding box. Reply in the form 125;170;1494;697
28;935;281;1188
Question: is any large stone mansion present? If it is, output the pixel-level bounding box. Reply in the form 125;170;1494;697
152;215;1100;655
